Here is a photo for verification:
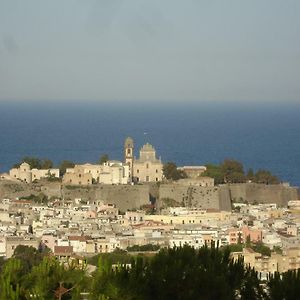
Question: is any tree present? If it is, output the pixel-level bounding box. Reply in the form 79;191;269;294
58;160;75;176
163;162;187;181
13;245;49;274
246;168;254;182
221;159;246;183
99;154;109;164
252;241;271;256
201;164;225;184
253;169;279;184
13;156;42;169
41;159;53;169
13;157;54;170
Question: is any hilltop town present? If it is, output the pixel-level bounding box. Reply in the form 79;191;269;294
0;137;300;278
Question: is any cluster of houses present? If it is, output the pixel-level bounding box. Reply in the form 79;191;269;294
8;137;214;187
8;138;165;185
0;193;300;276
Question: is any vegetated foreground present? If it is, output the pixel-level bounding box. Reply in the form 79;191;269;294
1;244;299;300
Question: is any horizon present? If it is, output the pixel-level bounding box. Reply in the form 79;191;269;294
1;0;300;103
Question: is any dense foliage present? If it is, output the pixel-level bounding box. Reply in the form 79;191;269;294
163;162;187;181
1;244;299;299
19;193;48;204
58;160;75;176
202;159;279;185
98;154;109;164
13;157;54;170
126;244;160;252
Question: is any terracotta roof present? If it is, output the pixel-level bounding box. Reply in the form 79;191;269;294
54;246;73;255
68;235;91;241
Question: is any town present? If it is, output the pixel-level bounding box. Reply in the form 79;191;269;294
0;137;299;280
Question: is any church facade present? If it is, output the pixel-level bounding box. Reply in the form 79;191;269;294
124;137;163;182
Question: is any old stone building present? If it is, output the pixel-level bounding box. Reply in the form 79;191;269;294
9;162;60;183
133;143;163;182
124;139;163;182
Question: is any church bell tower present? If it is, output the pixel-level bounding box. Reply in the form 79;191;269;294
124;137;134;179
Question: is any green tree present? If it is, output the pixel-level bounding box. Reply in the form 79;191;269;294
58;160;75;176
12;245;50;274
163;162;187;181
268;269;300;300
99;154;109;164
13;156;42;169
246;168;254;182
254;169;279;184
0;259;22;300
252;242;271;256
201;164;225;184
13;157;54;170
221;159;246;183
40;159;53;169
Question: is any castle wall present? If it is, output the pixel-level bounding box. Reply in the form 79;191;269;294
158;184;225;210
228;183;298;206
0;180;298;212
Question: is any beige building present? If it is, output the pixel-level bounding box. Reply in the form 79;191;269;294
5;236;40;258
63;166;93;185
9;162;60;183
177;166;206;178
144;210;231;226
63;161;130;185
132;142;163;182
232;247;300;277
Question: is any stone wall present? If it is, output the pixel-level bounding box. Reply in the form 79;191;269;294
228;183;298;206
158;184;226;210
1;179;298;211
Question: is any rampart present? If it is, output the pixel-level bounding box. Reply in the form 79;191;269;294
0;180;298;211
158;184;231;211
228;183;298;206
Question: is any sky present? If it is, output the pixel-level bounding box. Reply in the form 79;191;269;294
0;0;300;102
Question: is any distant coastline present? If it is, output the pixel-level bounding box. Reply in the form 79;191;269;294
0;101;299;186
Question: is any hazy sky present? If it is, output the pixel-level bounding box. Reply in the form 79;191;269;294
0;0;300;102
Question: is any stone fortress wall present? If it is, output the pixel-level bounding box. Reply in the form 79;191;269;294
228;183;298;206
0;180;298;212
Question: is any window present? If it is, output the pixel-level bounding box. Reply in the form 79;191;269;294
146;176;149;182
127;149;131;155
156;178;158;181
137;169;139;173
79;174;82;178
156;169;158;173
146;163;149;169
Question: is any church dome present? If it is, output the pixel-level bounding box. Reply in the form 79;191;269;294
141;143;155;152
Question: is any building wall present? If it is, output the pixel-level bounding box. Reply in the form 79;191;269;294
9;163;59;183
133;143;163;182
65;162;129;185
63;172;92;185
177;166;206;178
134;161;163;182
5;237;40;258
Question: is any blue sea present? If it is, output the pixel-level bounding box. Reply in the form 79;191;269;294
0;100;300;187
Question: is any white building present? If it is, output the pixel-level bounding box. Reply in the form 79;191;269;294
9;162;59;183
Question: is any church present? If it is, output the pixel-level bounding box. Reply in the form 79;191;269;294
124;137;163;182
